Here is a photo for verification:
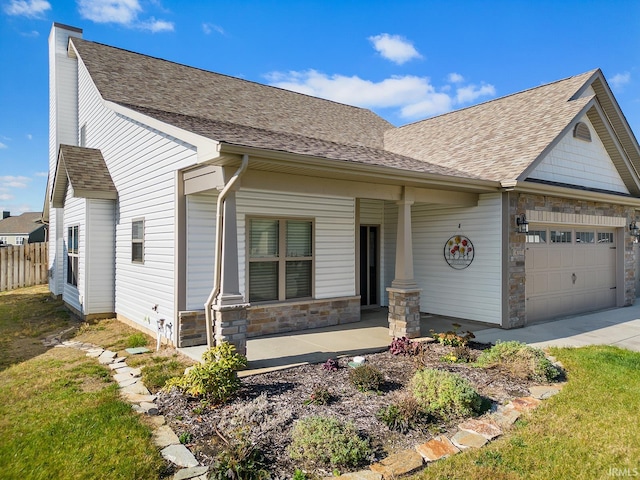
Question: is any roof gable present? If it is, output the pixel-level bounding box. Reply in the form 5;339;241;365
69;38;393;150
0;212;44;235
51;145;117;208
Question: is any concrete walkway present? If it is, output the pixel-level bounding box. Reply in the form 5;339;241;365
179;305;640;374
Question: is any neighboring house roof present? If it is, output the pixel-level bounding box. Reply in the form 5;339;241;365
384;70;640;192
0;212;44;235
51;144;117;208
69;38;393;150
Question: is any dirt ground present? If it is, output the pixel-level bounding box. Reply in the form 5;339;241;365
157;341;539;479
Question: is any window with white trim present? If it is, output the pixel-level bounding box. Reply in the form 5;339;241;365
67;225;79;286
248;218;313;302
526;230;547;244
132;219;144;263
576;231;595;244
15;237;25;245
598;232;614;243
550;230;572;243
0;236;7;245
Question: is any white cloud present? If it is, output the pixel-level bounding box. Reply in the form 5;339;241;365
456;83;496;104
26;134;33;140
202;22;224;35
267;69;496;120
4;0;51;17
0;142;7;149
448;72;464;83
34;171;48;177
0;176;30;188
78;0;173;32
610;72;631;90
0;194;14;201
369;34;422;65
20;30;40;37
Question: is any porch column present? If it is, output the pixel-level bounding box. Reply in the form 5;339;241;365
214;190;248;355
387;188;421;338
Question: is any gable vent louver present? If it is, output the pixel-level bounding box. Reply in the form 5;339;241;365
573;122;592;142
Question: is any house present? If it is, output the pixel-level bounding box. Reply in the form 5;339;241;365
45;23;640;355
0;211;47;246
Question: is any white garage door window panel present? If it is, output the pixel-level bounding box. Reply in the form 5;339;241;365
525;227;616;322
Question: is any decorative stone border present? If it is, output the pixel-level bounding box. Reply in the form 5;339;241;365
42;334;208;480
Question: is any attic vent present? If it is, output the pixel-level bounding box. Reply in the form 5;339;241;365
573;122;592;142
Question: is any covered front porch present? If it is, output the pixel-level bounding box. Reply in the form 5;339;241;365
179;308;489;374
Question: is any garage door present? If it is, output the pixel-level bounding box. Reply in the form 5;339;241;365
525;227;617;322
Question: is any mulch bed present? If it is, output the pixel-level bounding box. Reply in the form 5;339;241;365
156;341;539;479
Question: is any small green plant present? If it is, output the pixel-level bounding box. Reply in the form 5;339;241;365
476;340;559;382
125;332;148;348
430;323;475;347
376;394;423;433
179;431;192;444
304;386;333;406
165;342;247;404
292;469;307;480
348;364;384;393
140;356;187;393
289;416;372;469
410;368;482;421
441;345;474;363
210;428;270;480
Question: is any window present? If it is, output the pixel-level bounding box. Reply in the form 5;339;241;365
15;237;25;245
550;230;572;243
598;232;614;243
67;225;79;286
248;218;313;302
576;231;595;244
526;230;547;244
0;236;6;245
132;219;144;263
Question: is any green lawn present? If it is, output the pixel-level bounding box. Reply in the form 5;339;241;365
0;286;176;479
413;345;640;480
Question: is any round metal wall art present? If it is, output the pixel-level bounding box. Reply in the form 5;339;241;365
444;235;474;269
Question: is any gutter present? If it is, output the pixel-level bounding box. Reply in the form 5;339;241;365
204;154;249;348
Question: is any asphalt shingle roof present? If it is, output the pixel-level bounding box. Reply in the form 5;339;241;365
0;212;43;235
384;71;597;183
58;145;117;197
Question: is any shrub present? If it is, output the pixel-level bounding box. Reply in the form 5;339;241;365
348;364;384;393
376;393;423;433
322;358;339;372
389;336;423;356
165;342;247;403
441;345;474;364
410;368;482;421
125;333;148;348
210;428;270;480
288;416;372;469
430;323;475;347
304;386;333;406
476;341;559;382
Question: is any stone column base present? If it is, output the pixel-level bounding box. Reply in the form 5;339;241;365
386;287;421;338
212;303;249;356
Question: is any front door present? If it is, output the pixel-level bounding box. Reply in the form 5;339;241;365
360;225;379;306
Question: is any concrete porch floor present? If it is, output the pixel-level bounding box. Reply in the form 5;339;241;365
178;308;487;376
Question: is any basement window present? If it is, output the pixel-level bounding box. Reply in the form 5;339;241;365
573;122;592;142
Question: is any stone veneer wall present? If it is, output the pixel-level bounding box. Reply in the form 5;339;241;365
507;192;636;328
246;296;361;338
387;288;421;338
178;310;207;347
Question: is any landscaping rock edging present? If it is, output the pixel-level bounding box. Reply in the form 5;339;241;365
42;335;207;480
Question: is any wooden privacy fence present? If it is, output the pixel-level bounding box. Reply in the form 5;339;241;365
0;242;48;292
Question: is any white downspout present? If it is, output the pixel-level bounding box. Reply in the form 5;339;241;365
204;154;249;347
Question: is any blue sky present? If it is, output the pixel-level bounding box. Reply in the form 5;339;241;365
1;0;639;215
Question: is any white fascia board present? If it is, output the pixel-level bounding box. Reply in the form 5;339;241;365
104;101;220;163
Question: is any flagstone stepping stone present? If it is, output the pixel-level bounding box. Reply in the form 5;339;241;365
140;402;159;415
126;347;151;355
370;450;423;478
458;418;503;440
510;396;542;412
121;392;157;403
161;444;199;468
529;384;563;400
450;430;488;450
416;435;460;461
491;405;521;427
98;351;118;364
152;425;180;448
109;362;129;370
86;349;104;357
148;415;166;427
325;471;382;480
118;377;139;388
114;371;135;382
173;466;210;480
129;367;142;377
121;382;151;396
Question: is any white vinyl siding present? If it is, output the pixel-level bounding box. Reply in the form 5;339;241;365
77;56;198;332
62;187;85;313
359;199;384;224
412;193;503;324
85;199;115;314
529;116;629;194
237;190;355;300
186;193;217;310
